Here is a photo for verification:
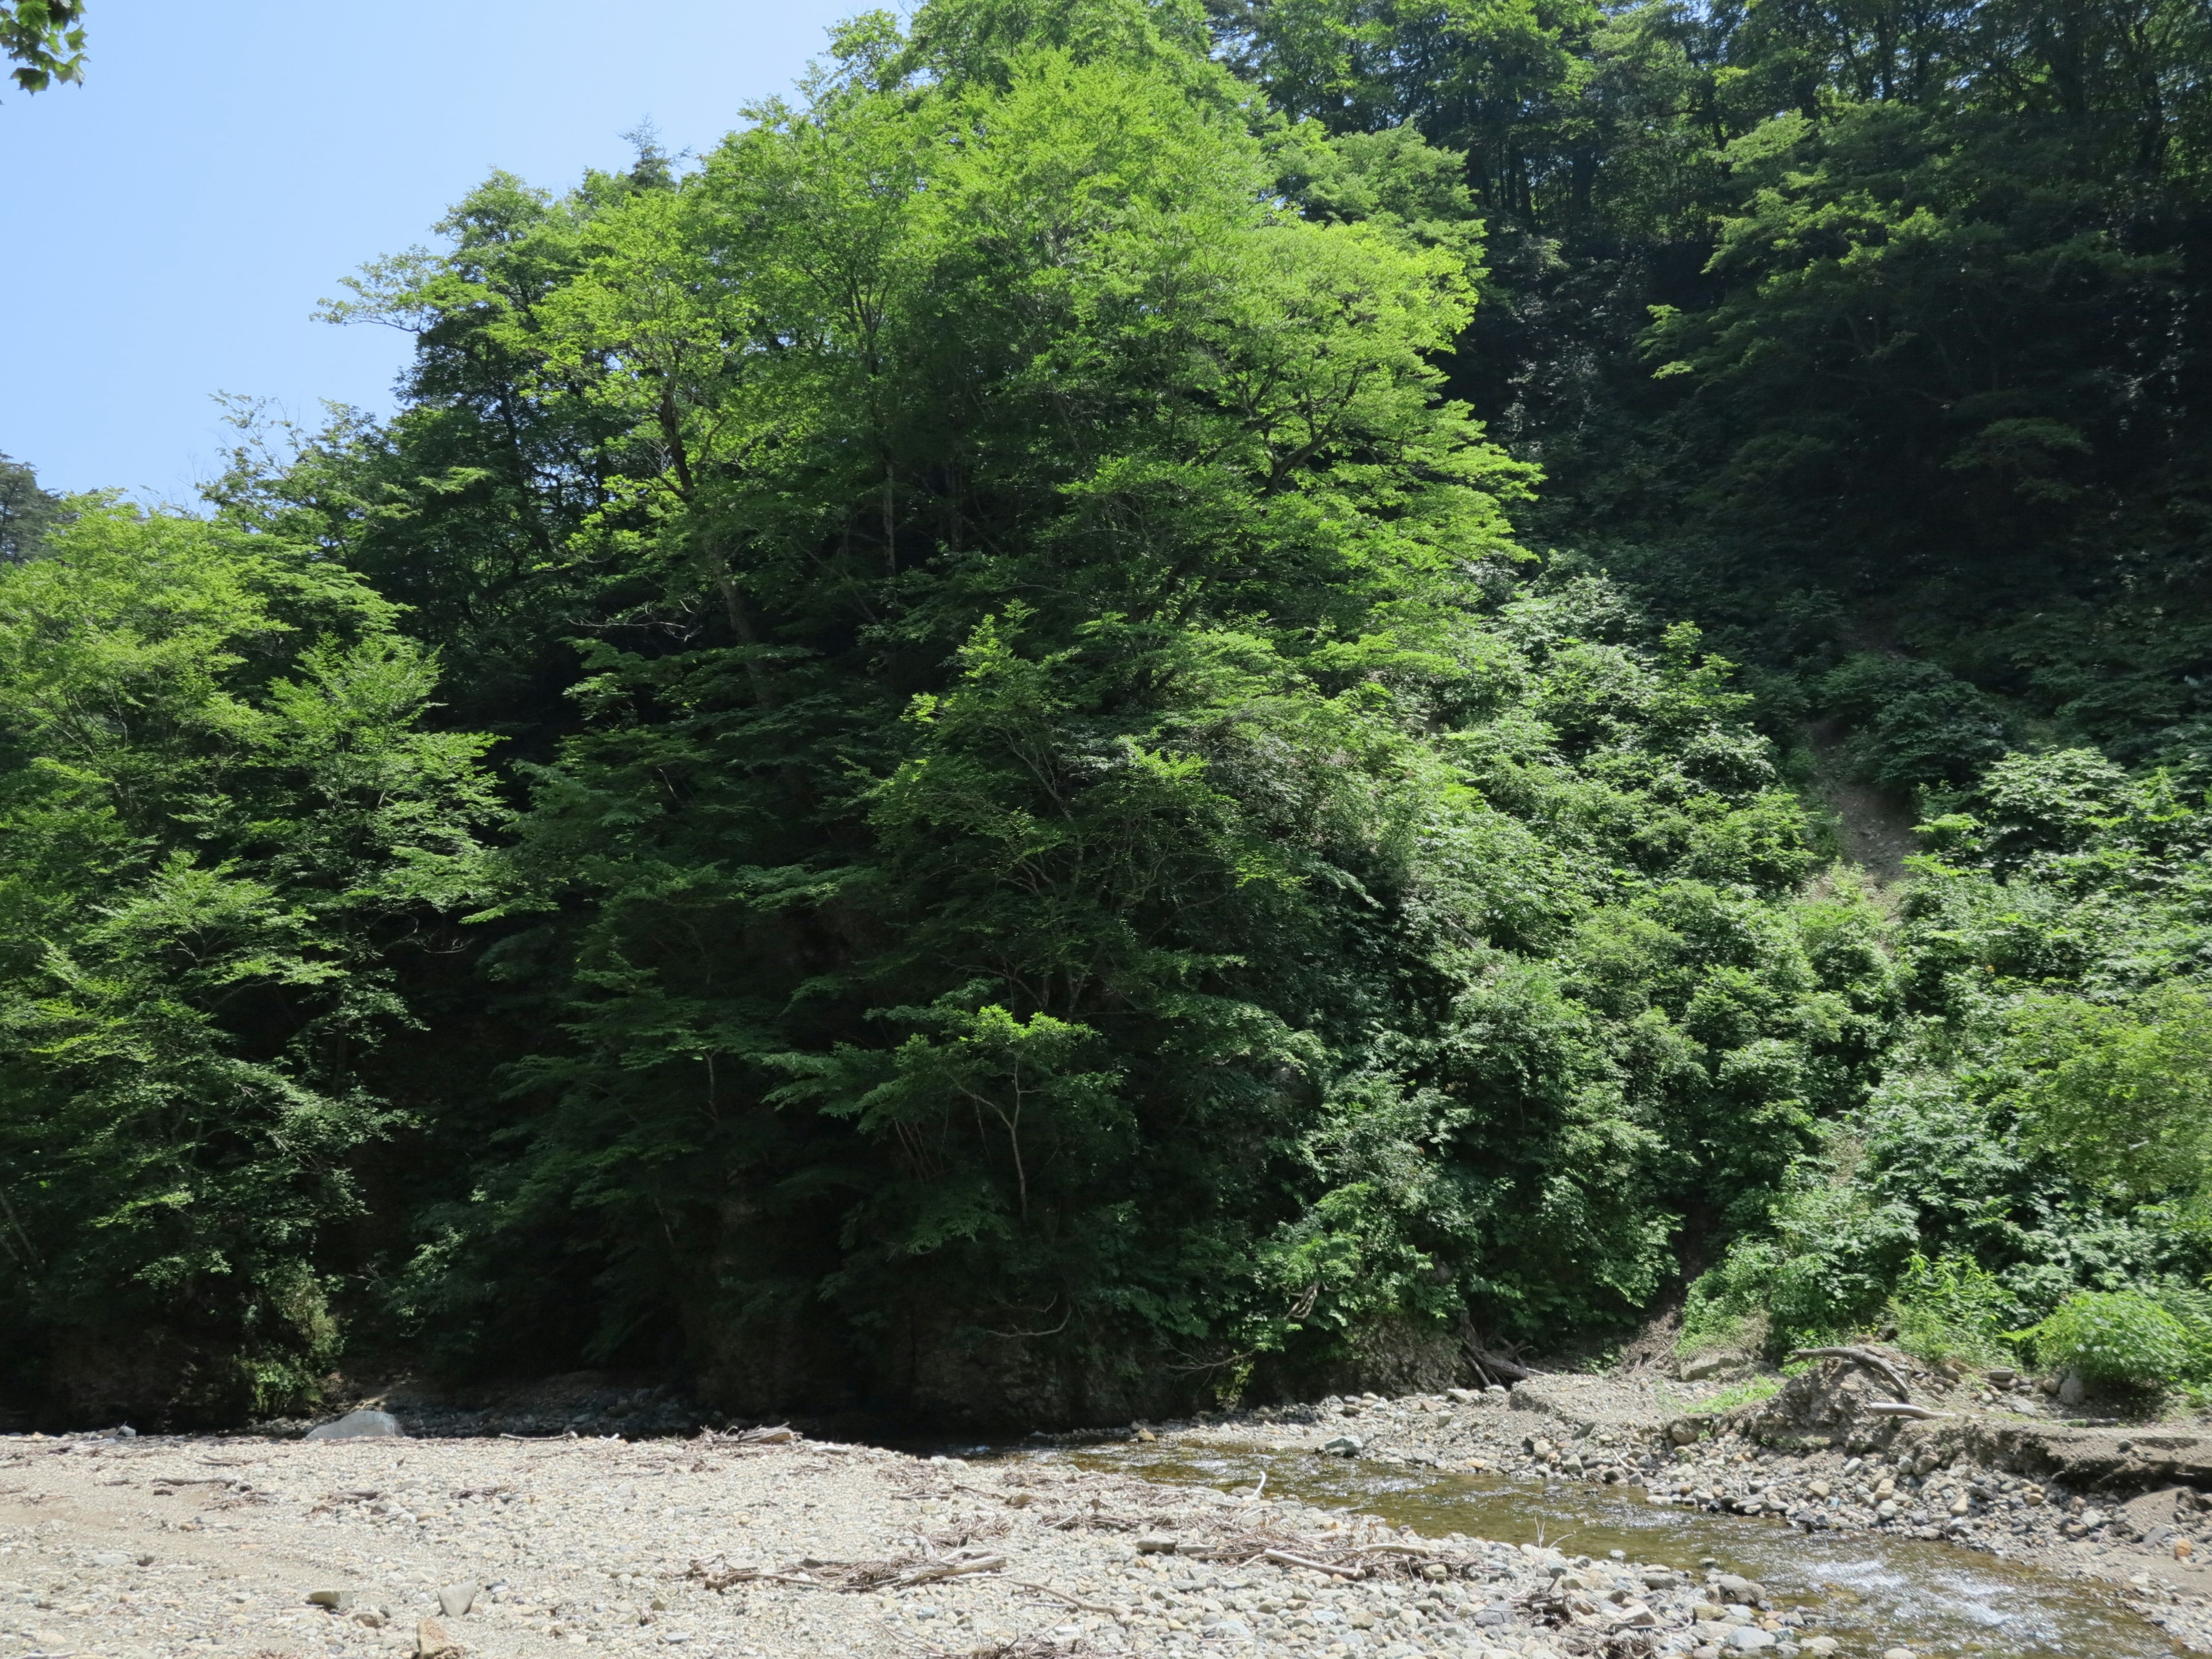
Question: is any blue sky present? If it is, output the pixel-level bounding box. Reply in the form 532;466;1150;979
0;0;859;498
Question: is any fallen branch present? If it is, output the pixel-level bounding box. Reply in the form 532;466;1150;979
1009;1581;1115;1614
685;1550;1004;1594
894;1554;1006;1588
1260;1549;1363;1578
1861;1401;1950;1421
1790;1346;1912;1402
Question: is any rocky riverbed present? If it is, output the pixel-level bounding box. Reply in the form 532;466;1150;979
9;1346;2209;1659
3;1420;1936;1659
1089;1351;2212;1652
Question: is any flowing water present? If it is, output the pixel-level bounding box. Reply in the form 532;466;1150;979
994;1437;2182;1658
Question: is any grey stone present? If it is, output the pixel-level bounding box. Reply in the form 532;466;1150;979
1722;1628;1777;1653
2058;1371;2087;1406
437;1581;478;1618
307;1589;358;1611
1682;1354;1728;1381
304;1408;405;1440
1321;1435;1363;1456
1136;1533;1179;1554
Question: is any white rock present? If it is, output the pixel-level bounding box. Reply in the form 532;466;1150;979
305;1408;406;1440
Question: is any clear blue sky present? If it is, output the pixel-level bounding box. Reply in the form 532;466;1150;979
0;0;860;499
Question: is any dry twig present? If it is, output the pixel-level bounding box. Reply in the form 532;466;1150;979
1010;1580;1114;1613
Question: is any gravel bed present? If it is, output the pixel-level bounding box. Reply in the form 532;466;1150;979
0;1427;1872;1659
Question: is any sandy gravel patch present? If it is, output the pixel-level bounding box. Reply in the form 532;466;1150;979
0;1428;1759;1659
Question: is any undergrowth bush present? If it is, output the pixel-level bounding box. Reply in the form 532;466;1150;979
1890;1253;2014;1368
2028;1290;2192;1392
1677;1244;1776;1358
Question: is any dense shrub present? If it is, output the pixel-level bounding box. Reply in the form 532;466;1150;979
2029;1291;2194;1393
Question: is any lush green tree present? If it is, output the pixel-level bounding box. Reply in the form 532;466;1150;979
272;0;1902;1413
0;452;62;562
1217;0;2212;781
0;504;499;1423
1;0;82;96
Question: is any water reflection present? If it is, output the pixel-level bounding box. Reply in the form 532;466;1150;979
999;1438;2178;1658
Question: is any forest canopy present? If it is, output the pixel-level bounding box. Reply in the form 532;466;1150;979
4;0;2210;1425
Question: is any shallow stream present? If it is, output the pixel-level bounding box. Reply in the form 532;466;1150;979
1005;1438;2181;1657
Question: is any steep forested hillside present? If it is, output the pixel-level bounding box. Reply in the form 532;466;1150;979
1218;0;2212;777
3;0;2210;1429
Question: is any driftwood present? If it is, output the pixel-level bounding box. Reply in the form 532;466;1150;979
1861;1400;1950;1421
1187;1525;1484;1581
1789;1346;1911;1402
896;1554;1007;1588
684;1549;1004;1594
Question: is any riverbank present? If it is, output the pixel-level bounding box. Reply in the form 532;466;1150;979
17;1343;2205;1659
3;1422;1932;1659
